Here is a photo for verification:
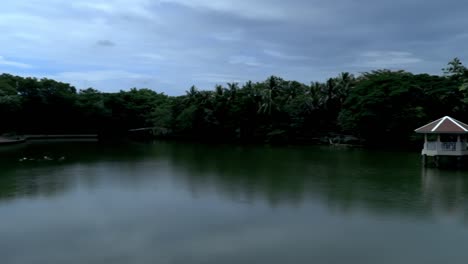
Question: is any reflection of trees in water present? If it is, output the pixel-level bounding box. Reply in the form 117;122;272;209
3;142;468;220
422;168;468;221
0;167;71;201
0;142;156;201
165;144;428;216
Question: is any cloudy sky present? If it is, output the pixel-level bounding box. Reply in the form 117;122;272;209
1;0;467;95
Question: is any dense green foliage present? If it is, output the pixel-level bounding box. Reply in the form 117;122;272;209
1;59;467;146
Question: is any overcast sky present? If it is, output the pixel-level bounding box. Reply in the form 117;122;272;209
1;0;467;95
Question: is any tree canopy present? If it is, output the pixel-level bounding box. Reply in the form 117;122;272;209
1;59;467;146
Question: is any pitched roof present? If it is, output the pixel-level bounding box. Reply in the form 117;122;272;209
415;116;468;133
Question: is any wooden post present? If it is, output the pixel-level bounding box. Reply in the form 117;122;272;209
434;156;440;168
436;134;441;151
462;134;467;151
422;154;427;167
457;156;462;169
424;134;428;151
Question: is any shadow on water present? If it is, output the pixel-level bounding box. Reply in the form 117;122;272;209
1;141;468;219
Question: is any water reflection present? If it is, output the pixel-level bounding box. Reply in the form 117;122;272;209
0;141;456;216
422;168;468;221
3;142;468;264
2;142;468;217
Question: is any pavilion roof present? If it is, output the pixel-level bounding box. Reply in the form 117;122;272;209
415;116;468;134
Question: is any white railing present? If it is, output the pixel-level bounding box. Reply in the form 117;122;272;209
441;142;456;151
424;142;468;152
423;141;468;155
426;142;437;150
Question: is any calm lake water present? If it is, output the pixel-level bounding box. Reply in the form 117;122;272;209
1;141;468;264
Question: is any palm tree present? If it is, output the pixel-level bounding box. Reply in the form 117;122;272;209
185;85;199;103
258;88;274;115
309;82;325;111
226;82;239;101
335;72;355;104
214;84;224;97
324;78;337;111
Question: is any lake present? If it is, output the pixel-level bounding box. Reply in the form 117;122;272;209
1;141;468;264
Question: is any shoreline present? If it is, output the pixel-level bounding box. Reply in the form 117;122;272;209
0;138;27;146
0;134;98;146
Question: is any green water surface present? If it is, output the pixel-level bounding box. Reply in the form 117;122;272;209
0;141;467;264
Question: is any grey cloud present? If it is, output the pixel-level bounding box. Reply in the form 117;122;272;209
1;0;468;93
192;73;247;84
228;56;263;67
96;40;116;47
0;55;32;68
352;51;423;68
263;50;310;61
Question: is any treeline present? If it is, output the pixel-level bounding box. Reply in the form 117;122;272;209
1;59;467;146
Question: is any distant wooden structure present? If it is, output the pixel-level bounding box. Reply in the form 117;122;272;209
128;127;170;137
415;116;468;167
0;135;98;146
25;134;98;141
0;137;26;146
